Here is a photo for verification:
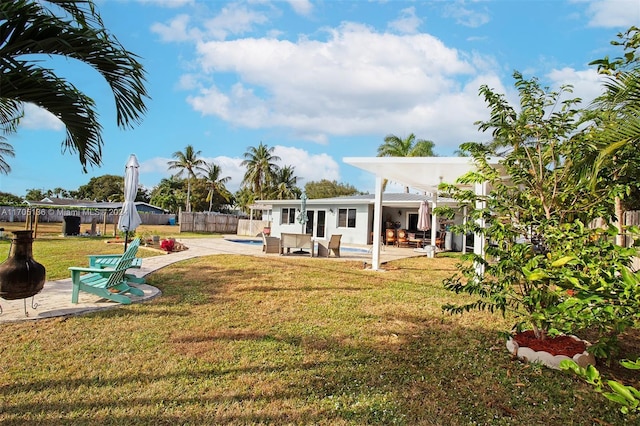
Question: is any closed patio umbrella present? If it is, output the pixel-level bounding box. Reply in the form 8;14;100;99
417;200;431;239
295;192;309;254
118;154;142;251
297;191;308;232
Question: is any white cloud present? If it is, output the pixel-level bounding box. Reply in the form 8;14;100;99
582;0;640;28
151;14;201;42
388;7;422;34
187;22;483;151
138;0;194;7
442;3;490;28
285;0;313;17
203;3;269;40
546;67;606;106
151;3;269;42
176;73;200;90
139;156;172;175
272;146;340;184
20;104;64;131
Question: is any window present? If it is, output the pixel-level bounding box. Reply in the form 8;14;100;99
281;208;296;224
316;210;326;238
338;208;356;228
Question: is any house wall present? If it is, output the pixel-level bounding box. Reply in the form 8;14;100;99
270;203;371;245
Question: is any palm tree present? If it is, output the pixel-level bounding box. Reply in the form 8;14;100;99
168;145;206;212
203;162;232;212
585;27;640;245
271;165;301;200
241;142;280;200
377;133;436;192
233;187;256;216
0;0;149;172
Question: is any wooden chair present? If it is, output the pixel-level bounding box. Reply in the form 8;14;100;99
70;239;144;305
385;229;396;246
318;234;342;257
396;229;410;247
261;232;282;254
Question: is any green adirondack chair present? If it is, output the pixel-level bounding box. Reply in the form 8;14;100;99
70;239;144;305
87;240;145;284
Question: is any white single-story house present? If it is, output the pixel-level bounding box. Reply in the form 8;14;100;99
259;192;467;248
257;156;498;271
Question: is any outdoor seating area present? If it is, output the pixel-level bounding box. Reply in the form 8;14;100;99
384;228;444;249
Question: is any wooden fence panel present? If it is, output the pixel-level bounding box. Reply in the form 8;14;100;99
236;219;270;237
179;212;239;234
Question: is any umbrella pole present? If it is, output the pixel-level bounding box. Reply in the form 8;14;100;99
124;230;129;251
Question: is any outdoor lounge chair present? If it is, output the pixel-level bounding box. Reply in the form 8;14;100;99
385;229;396;246
261;232;282;254
318;234;341;257
69;239;144;305
396;229;410;247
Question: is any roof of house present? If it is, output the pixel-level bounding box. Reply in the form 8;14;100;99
25;198;166;212
258;192;456;208
342;156;500;192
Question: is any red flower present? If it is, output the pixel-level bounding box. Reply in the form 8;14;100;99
160;239;175;252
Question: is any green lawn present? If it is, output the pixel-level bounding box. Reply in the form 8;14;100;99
0;248;638;424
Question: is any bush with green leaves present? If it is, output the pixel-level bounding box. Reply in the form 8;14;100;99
561;358;640;414
439;71;640;358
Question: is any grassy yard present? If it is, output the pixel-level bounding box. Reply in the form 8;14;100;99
0;223;220;280
0;246;638;424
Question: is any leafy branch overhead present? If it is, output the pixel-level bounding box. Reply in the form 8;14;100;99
0;0;150;171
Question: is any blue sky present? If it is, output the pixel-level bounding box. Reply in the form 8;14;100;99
5;0;640;198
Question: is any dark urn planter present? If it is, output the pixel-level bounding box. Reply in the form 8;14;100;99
0;230;46;300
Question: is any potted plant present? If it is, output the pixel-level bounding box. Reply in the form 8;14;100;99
439;72;640;367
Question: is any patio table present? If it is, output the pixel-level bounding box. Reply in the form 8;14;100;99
280;233;314;257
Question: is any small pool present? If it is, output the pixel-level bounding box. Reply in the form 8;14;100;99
340;246;369;254
226;239;262;245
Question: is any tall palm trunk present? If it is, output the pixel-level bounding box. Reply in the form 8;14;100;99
186;179;191;213
615;196;625;246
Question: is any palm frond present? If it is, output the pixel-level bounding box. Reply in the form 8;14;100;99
1;60;102;170
0;1;149;129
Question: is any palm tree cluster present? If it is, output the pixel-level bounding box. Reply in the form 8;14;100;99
162;142;301;215
165;145;231;213
239;141;302;205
